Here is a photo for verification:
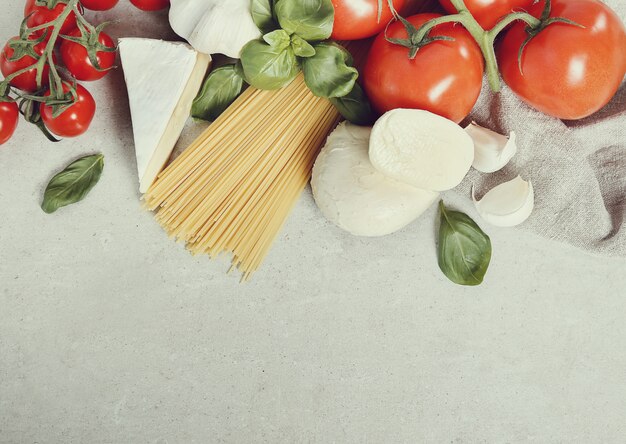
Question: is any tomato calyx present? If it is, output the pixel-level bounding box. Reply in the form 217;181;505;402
60;20;118;72
385;0;544;92
516;0;585;74
386;15;455;59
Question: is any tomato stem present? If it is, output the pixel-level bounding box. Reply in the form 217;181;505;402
389;0;545;93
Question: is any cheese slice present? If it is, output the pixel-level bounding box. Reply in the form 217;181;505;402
119;38;211;193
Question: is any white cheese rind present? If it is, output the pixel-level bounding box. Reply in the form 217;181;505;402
119;38;211;193
311;122;439;237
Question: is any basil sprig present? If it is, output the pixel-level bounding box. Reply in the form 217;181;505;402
437;201;492;286
41;154;104;214
192;65;245;122
240;0;372;124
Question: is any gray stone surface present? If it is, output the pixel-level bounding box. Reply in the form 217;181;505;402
1;3;626;443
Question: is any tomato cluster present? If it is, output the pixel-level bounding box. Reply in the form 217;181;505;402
0;0;171;146
333;0;626;123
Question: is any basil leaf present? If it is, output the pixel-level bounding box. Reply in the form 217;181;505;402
437;201;492;286
291;35;315;58
263;29;292;51
251;0;277;33
330;83;375;125
274;0;334;41
302;42;358;98
191;65;245;122
41;154;104;214
240;39;300;90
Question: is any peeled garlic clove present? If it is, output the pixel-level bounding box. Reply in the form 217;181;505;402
473;176;534;227
465;122;517;173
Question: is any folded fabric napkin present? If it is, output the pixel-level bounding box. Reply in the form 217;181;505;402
458;0;625;258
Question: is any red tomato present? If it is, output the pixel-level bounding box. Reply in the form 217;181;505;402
498;0;626;120
80;0;119;11
129;0;170;11
439;0;534;30
362;13;484;123
60;29;116;81
0;36;51;92
24;0;82;36
41;83;96;137
331;0;407;40
0;101;19;145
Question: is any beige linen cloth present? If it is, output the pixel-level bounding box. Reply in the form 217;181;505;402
457;0;626;257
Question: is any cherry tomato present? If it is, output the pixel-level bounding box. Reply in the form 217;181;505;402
41;83;96;137
439;0;534;30
0;101;19;145
129;0;170;12
24;0;82;37
330;0;407;40
60;29;116;81
362;13;484;123
498;0;626;120
79;0;119;11
0;36;51;92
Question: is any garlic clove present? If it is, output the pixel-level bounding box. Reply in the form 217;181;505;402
473;176;534;227
465;122;517;173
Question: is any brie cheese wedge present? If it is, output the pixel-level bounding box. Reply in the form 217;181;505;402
119;38;211;193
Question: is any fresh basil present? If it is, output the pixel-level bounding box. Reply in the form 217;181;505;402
329;83;375;125
263;29;292;50
41;154;104;214
437;201;492;286
191;65;245;122
274;0;334;41
240;39;300;90
291;35;315;58
251;0;277;33
302;42;358;98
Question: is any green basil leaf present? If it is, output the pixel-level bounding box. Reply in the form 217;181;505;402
41;154;104;214
291;34;315;58
263;29;292;51
191;65;245;122
251;0;277;33
302;42;358;98
437;201;492;286
329;83;375;125
274;0;334;41
240;39;300;90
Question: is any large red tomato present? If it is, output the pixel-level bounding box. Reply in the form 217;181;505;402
0;36;51;92
24;0;82;36
498;0;626;120
331;0;407;40
439;0;535;30
41;83;96;137
362;13;484;123
60;29;116;81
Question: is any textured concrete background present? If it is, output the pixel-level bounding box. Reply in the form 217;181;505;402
2;2;626;443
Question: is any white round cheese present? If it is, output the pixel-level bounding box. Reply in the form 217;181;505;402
311;122;439;237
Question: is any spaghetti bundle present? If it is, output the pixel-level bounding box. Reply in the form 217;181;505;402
143;74;340;278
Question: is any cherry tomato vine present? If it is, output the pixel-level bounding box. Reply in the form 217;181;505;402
0;0;117;144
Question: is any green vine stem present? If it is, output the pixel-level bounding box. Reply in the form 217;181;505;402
1;0;80;99
391;0;543;92
418;0;541;92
